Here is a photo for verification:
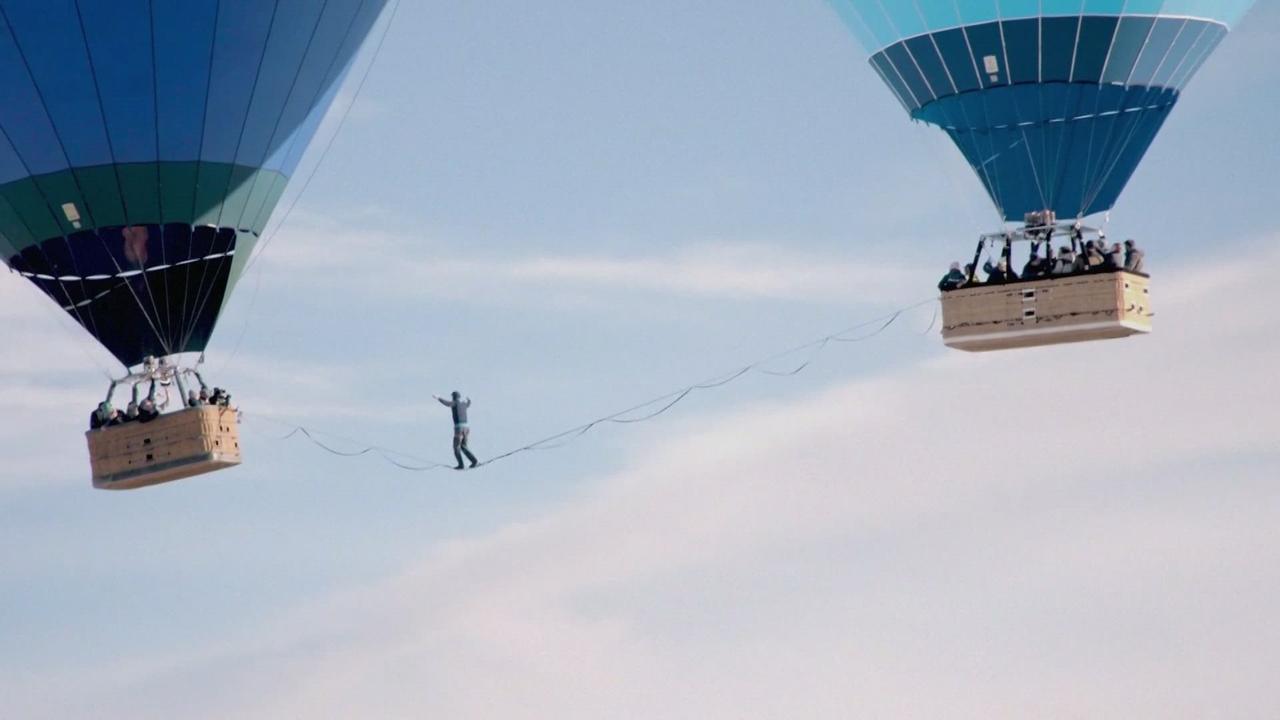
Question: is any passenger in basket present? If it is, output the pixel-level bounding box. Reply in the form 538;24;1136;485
937;262;967;291
962;263;982;286
985;259;1019;284
90;402;111;430
1001;259;1020;282
1072;248;1088;272
187;389;200;408
123;402;139;423
982;258;1004;280
1124;240;1145;273
136;381;159;421
211;387;231;407
138;397;160;423
1053;247;1076;275
1102;242;1123;270
1022;252;1047;279
198;386;210;404
1084;241;1106;269
434;391;479;470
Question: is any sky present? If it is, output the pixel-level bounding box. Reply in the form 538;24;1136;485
1;1;1278;717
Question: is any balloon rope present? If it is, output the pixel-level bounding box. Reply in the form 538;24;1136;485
242;0;402;277
219;0;402;378
6;270;119;380
244;297;939;473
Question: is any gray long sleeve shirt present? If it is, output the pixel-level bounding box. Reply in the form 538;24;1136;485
438;397;471;425
1125;248;1145;273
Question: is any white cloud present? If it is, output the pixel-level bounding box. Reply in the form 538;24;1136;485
494;245;914;302
212;349;421;425
258;212;920;305
17;246;1280;719
0;275;122;488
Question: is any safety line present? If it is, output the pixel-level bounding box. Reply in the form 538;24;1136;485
246;296;938;473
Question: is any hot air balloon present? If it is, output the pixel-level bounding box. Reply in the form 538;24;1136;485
0;0;390;488
828;1;1255;351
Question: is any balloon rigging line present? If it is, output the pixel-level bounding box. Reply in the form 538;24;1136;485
12;273;118;381
218;0;401;378
242;0;402;277
214;248;268;376
246;297;938;473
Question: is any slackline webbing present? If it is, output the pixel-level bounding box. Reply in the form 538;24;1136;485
244;296;939;473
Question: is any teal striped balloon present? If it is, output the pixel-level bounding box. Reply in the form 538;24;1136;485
828;0;1255;222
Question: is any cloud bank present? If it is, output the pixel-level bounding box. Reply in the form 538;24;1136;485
259;212;921;305
14;245;1278;719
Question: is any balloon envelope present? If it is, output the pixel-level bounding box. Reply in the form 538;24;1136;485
829;1;1255;221
0;0;388;367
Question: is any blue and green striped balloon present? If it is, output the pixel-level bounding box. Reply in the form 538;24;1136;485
0;0;388;368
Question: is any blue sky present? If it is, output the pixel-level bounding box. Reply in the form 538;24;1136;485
1;1;1278;717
